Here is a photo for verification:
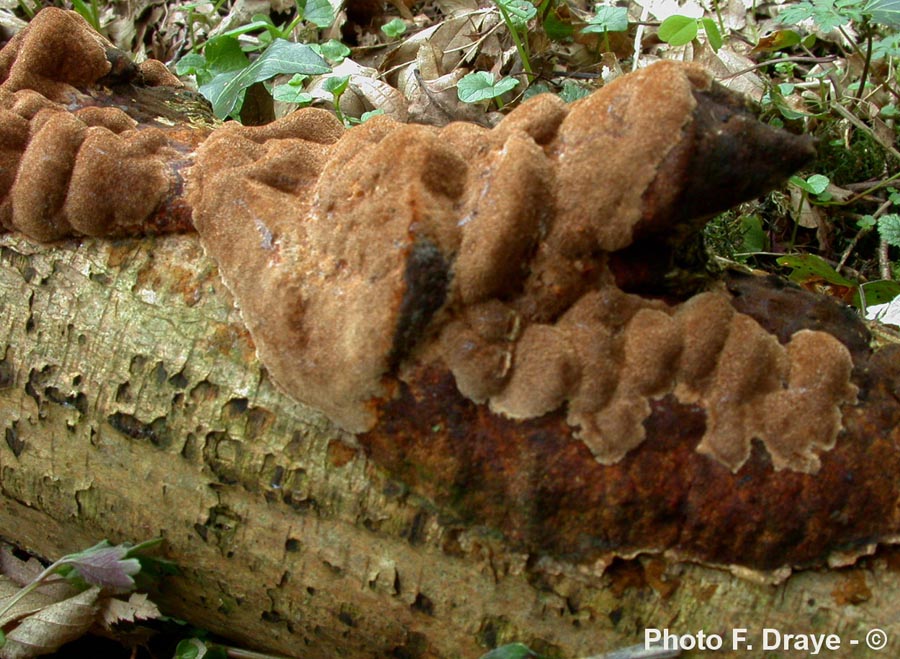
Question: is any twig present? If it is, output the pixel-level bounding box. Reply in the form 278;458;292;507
879;239;892;280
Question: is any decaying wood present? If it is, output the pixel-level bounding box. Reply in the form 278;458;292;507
3;233;900;659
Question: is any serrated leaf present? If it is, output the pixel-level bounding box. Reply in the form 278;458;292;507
658;15;698;46
60;541;140;592
495;0;537;29
583;6;628;33
877;213;900;247
700;17;723;50
98;592;161;629
0;587;100;659
205;39;330;118
303;0;335;27
457;71;519;103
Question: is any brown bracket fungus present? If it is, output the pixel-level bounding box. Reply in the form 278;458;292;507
4;7;900;580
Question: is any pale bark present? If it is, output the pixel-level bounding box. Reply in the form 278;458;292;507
1;232;899;659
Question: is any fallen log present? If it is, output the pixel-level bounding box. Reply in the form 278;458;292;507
2;7;900;658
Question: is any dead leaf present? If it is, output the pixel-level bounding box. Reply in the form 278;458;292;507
98;592;161;629
0;587;100;659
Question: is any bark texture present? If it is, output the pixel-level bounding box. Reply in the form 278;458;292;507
3;233;900;659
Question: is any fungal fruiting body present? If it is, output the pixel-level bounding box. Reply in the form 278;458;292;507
3;7;898;578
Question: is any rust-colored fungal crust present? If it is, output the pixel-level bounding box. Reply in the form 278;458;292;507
5;8;898;576
0;8;212;240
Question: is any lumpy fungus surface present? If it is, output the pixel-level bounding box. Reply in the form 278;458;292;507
4;7;892;576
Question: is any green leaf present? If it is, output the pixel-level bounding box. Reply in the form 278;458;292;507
790;174;830;195
700;17;723;50
175;638;206;659
478;643;541;659
583;6;628;33
360;108;385;122
658;15;699;46
865;0;900;26
274;85;314;104
776;254;856;287
205;35;250;74
740;214;767;253
175;53;208;77
523;81;553;99
323;74;351;96
381;17;408;37
877;213;900;247
205;39;330;118
495;0;537;30
457;71;519;103
859;280;900;306
319;39;350;63
857;214;877;230
543;11;574;40
558;81;591;103
302;0;335;27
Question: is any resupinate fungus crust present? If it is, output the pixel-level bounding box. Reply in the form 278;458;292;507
4;7;900;581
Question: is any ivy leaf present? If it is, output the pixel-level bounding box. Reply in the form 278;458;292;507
877;213;900;247
204;39;330;118
658;15;699;46
58;541;141;592
457;71;519;103
582;6;629;33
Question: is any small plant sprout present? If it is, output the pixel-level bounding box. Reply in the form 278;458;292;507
658;15;723;51
382;17;408;38
274;73;314;106
790;173;832;202
323;74;352;124
457;71;520;108
582;5;628;51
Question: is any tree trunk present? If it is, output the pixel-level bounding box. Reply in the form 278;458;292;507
2;232;900;659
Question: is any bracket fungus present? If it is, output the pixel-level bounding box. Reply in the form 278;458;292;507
5;8;900;579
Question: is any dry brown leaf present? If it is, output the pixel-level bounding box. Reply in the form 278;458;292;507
306;59;409;121
0;587;100;659
0;578;55;628
98;592;161;629
0;547;76;604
